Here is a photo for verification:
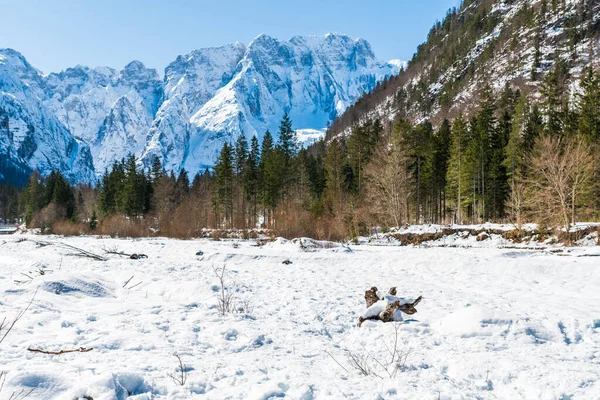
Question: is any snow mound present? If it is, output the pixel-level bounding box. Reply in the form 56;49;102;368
66;372;153;400
436;306;513;337
40;275;115;298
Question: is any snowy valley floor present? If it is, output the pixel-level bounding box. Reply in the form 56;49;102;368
0;235;599;399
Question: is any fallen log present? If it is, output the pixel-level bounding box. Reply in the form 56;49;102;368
27;346;93;355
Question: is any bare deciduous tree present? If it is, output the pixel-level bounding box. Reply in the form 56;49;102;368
525;135;595;232
507;176;527;230
364;138;412;228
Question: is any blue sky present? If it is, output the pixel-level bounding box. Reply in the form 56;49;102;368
2;0;460;74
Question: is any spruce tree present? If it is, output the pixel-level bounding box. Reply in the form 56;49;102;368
504;94;530;226
278;112;297;162
89;210;98;230
151;156;164;182
120;154;146;218
213;142;235;228
245;135;261;226
277;113;298;197
578;66;600;142
51;171;76;220
430;120;451;222
446;114;469;223
24;171;45;224
234;134;249;227
174;169;190;206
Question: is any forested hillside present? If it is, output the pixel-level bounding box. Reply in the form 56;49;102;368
327;0;600;139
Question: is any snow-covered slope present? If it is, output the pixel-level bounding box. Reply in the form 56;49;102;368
0;34;398;182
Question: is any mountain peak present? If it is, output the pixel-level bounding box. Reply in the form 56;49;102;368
1;33;398;182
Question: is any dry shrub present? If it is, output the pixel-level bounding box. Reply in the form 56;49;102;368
159;198;214;239
272;202;347;241
30;203;66;231
52;220;87;236
525;135;595;232
98;214;150;238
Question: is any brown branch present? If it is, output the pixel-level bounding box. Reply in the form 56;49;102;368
27;346;93;355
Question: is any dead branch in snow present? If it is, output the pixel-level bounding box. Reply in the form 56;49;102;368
167;354;188;386
35;240;105;261
27;346;93;355
331;324;410;379
103;246;148;260
123;275;134;288
0;372;33;400
0;288;38;345
14;264;51;285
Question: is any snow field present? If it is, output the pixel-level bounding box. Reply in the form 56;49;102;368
0;235;599;399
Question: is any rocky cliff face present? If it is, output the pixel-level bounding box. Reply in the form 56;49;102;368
143;34;398;171
0;34;398;183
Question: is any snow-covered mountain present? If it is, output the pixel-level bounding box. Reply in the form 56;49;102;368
142;34;398;171
0;34;399;183
43;61;163;174
0;49;95;185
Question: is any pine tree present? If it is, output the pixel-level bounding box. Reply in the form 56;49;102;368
504;94;530;227
99;160;126;216
174;169;190;206
446;114;469;223
23;171;45;224
347;120;381;194
323;139;346;209
51;171;76;220
234;134;249;227
151;156;164;182
405;122;433;223
430;119;451;222
277;113;298;197
578;66;600;142
541;55;571;135
213;142;235;228
531;31;542;80
278;112;297;162
245;135;261;226
120;154;147;218
89;209;98;230
305;145;326;201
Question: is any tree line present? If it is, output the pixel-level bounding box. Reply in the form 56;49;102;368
1;64;599;238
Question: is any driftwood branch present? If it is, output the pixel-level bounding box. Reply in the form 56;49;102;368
103;246;148;260
27;346;93;355
0;288;38;345
35;241;105;261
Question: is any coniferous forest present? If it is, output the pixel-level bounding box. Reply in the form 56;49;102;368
1;63;600;239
